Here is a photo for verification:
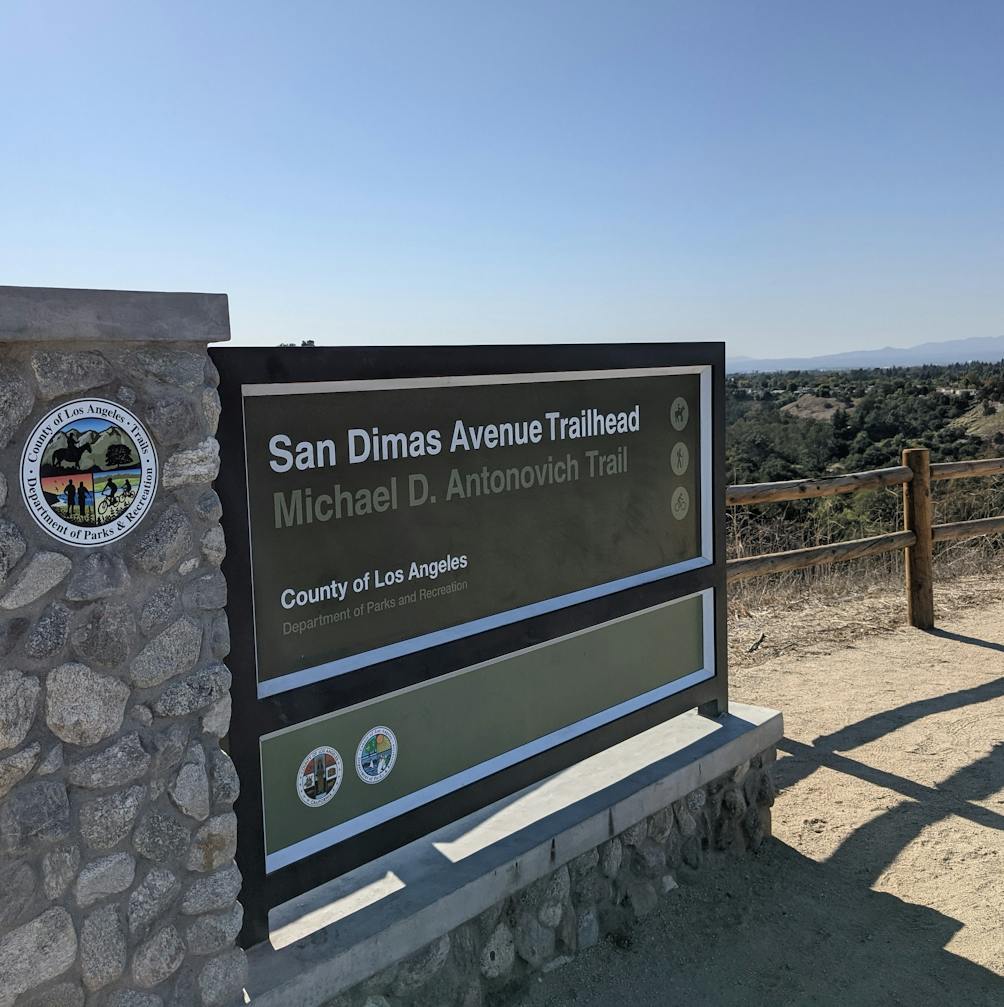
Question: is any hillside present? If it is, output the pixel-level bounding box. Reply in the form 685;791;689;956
956;400;1004;440
727;361;1004;486
779;394;852;422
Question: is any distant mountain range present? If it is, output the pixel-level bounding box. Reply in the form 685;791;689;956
728;336;1004;373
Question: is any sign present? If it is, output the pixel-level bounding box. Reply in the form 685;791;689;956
20;398;157;546
213;344;726;947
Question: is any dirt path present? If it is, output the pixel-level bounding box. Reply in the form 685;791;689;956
522;596;1004;1006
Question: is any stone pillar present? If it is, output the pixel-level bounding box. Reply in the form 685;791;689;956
0;287;245;1007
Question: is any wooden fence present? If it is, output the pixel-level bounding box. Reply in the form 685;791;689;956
725;448;1004;629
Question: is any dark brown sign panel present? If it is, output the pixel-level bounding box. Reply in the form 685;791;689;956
213;344;727;947
242;368;710;697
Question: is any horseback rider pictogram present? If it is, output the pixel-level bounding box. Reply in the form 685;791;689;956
52;431;92;469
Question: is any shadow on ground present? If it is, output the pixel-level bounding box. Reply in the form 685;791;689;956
524;628;1004;1006
520;837;1002;1007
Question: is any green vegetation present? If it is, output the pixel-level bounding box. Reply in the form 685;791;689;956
727;361;1004;484
726;361;1004;556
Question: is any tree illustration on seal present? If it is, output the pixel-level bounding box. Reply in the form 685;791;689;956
105;442;135;469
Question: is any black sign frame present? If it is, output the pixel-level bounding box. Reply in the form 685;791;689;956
212;343;727;948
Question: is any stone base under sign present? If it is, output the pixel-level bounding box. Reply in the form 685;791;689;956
240;702;782;1007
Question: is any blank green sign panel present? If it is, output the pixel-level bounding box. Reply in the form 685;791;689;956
261;590;710;871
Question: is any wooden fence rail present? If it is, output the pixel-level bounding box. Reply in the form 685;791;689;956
725;465;912;507
932;515;1004;543
726;449;1004;629
930;457;1004;481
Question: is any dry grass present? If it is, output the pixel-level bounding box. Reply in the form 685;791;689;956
955;401;1004;439
728;556;1004;673
779;394;846;422
726;474;1004;672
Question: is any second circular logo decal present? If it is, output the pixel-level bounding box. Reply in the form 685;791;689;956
356;727;398;784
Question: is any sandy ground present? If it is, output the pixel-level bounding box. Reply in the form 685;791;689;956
519;581;1004;1006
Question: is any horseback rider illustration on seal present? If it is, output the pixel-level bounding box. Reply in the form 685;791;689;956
52;430;93;469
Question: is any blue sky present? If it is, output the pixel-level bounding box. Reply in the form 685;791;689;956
1;2;1001;355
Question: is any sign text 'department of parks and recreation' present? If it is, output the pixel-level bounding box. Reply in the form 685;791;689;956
242;367;712;698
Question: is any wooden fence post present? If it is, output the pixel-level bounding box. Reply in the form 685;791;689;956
903;447;935;629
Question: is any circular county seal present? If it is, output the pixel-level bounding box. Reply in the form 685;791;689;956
296;746;343;808
355;727;398;785
20;399;157;547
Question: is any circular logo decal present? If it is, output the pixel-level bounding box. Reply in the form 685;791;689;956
356;727;398;785
670;397;690;431
671;486;691;521
296;746;343;807
20;399;157;547
671;441;690;476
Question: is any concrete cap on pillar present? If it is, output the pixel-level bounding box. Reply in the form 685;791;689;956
0;285;230;343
